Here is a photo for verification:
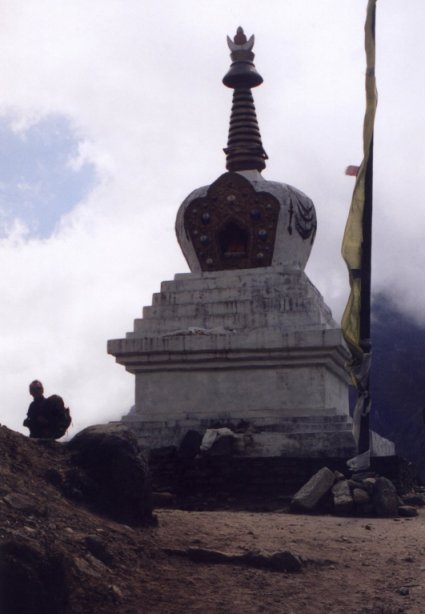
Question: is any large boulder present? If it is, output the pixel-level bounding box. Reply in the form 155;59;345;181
67;424;153;526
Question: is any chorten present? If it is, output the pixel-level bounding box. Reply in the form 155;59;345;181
108;28;356;458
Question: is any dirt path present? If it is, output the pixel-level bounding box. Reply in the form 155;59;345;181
149;508;425;614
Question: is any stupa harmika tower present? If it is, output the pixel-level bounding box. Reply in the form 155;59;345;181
108;28;357;458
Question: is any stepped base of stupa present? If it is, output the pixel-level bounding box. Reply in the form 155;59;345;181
121;414;356;458
108;266;359;458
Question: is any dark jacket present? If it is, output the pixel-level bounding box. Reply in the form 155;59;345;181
24;396;54;438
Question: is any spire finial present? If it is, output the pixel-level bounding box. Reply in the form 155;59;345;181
233;26;248;46
223;28;267;172
223;27;262;89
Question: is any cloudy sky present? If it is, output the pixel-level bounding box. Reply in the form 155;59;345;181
0;0;423;436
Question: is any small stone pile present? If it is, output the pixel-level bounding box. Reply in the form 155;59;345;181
291;466;423;517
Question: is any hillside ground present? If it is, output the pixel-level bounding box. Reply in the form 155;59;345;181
1;426;424;613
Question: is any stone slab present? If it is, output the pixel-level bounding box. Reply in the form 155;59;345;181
291;466;336;510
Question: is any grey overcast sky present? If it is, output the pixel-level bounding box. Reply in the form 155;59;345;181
0;0;423;436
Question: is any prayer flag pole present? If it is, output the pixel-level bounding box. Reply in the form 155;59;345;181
341;0;377;466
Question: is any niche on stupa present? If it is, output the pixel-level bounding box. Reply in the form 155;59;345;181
218;218;249;260
183;171;280;271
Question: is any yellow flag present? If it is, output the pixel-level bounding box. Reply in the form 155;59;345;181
341;0;377;361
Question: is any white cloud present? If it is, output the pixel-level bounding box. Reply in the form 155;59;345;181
0;0;424;434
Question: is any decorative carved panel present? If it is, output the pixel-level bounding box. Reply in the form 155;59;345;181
183;172;280;271
287;190;317;243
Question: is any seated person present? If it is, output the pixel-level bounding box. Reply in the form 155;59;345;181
23;380;70;439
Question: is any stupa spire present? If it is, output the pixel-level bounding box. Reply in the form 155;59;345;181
223;27;268;172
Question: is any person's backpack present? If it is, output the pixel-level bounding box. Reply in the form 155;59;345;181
44;394;72;439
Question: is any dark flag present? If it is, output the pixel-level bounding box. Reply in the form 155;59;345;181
341;0;377;469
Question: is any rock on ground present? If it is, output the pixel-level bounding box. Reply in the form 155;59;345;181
68;423;154;526
332;479;353;513
372;476;399;517
290;466;335;511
